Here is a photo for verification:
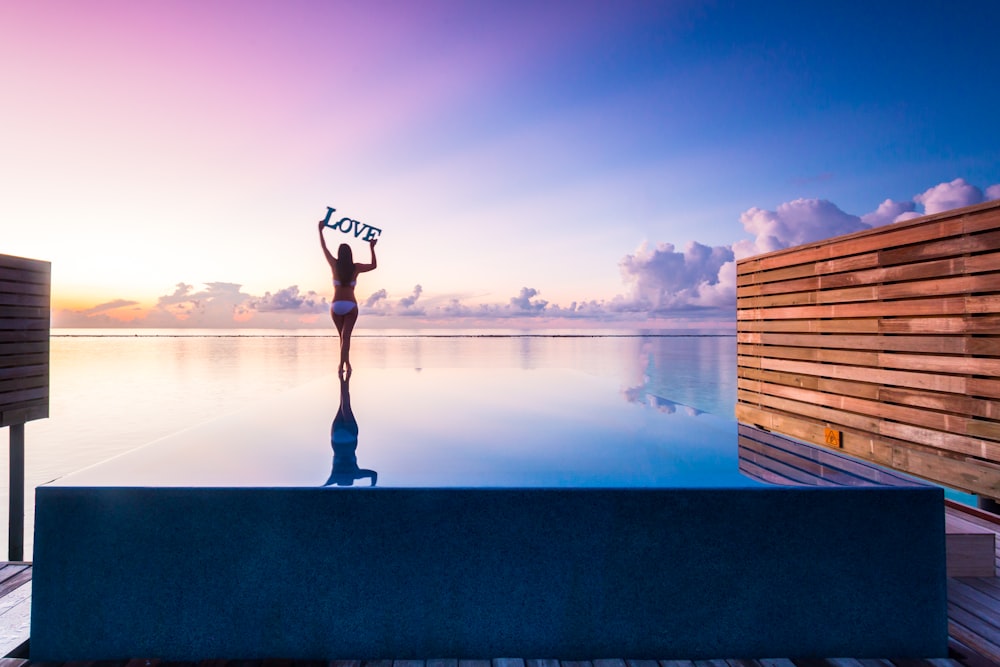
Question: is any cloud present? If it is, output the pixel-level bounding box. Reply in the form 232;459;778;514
510;287;548;312
914;177;985;214
250;286;327;313
80;299;139;315
618;241;735;312
733;198;868;259
364;289;388;308
399;284;423;309
988;184;1000;201
861;198;917;227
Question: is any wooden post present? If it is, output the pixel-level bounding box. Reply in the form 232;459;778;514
8;424;24;562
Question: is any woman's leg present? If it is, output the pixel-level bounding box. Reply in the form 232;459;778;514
333;307;359;375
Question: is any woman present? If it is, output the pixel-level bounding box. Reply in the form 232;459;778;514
318;220;377;375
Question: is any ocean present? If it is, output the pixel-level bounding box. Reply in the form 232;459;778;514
1;329;739;557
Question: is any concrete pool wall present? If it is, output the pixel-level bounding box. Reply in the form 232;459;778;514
31;484;947;660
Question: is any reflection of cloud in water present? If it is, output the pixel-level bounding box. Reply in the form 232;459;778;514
623;385;704;416
620;337;735;417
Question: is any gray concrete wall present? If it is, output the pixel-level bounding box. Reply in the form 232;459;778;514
31;486;947;660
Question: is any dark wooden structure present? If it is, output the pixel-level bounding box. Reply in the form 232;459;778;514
736;200;1000;501
0;254;50;561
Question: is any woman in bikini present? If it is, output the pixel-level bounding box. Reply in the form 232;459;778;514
318;220;378;376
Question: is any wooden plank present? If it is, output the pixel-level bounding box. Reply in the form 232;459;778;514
745;380;979;438
878;317;991;335
752;217;967;273
737;285;878;308
736;262;816;287
738;344;881;367
738;389;883;435
969;378;1000;401
0;306;49;320
0;568;29;599
0;365;48;381
741;332;976;355
0;377;49;395
823;256;968;289
0;318;48;333
0;354;48;369
739;367;882;400
0;341;48;356
0;387;49;405
947;579;1000;634
738;318;880;334
739;296;969;321
0;404;48;428
879;229;1000;267
0;280;49;297
0;292;49;308
879;273;1000;301
0;254;50;272
946;530;996;577
759;358;968;395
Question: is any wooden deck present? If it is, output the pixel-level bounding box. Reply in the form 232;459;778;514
6;528;1000;666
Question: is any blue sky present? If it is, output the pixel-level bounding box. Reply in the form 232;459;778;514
2;0;998;328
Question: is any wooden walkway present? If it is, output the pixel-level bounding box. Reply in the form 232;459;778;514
8;513;1000;667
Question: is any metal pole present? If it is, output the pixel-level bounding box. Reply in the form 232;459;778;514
9;423;24;562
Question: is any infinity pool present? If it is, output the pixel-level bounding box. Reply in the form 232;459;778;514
53;366;761;489
33;365;947;660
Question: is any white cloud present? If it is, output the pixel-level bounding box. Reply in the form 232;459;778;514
618;241;735;313
986;184;1000;201
510;287;548;312
861;198;917;227
364;289;388;308
914;177;984;214
80;299;139;315
734;198;868;259
250;286;327;313
399;284;424;309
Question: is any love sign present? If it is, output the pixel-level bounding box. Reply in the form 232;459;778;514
321;206;382;242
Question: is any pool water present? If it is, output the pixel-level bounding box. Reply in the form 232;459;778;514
53;366;761;489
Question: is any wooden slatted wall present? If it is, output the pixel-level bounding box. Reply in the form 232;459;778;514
0;254;50;427
736;199;1000;499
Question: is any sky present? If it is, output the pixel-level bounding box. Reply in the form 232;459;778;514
2;0;999;329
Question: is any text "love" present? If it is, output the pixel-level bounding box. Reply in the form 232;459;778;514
322;206;382;242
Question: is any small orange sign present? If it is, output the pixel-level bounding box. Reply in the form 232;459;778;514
824;427;842;448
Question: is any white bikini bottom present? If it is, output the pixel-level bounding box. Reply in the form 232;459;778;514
331;301;358;316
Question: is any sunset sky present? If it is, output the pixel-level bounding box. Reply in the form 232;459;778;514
2;0;999;329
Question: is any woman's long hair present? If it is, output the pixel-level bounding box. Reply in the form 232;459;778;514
335;244;355;284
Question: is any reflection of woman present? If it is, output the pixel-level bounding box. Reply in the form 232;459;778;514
324;373;377;487
318;220;377;376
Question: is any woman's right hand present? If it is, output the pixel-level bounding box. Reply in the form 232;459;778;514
318;219;326;231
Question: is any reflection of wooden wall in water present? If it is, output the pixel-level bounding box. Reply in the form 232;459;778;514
736;200;1000;499
0;253;50;426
